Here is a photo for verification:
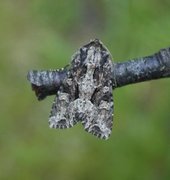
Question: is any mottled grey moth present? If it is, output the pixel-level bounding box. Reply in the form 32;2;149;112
49;39;114;140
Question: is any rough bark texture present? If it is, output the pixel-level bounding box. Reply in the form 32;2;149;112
114;47;170;88
27;69;67;100
27;47;170;100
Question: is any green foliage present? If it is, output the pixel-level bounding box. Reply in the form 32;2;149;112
0;0;170;179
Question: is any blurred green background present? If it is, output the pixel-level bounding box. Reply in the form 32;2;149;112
0;0;170;179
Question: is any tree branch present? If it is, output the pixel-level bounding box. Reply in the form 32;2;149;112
114;47;170;88
27;47;170;100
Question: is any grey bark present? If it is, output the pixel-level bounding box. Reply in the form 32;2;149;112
27;47;170;100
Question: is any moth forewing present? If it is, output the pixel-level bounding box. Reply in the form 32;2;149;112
49;39;114;140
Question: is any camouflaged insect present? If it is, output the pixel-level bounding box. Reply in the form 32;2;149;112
49;39;114;140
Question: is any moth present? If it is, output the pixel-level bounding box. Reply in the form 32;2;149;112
49;39;114;139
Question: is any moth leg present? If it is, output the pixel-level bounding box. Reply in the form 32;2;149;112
49;91;74;129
